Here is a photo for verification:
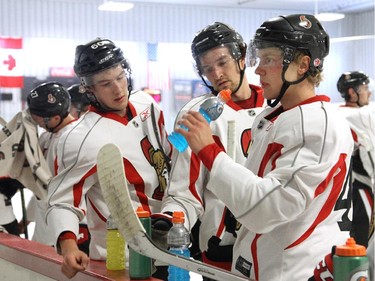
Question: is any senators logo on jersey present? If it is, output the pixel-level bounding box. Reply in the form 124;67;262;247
140;136;168;200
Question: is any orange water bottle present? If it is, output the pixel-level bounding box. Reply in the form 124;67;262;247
333;237;369;281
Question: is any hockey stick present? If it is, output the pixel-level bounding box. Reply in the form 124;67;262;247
97;143;251;281
227;120;236;161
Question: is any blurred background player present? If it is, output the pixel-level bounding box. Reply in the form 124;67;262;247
337;71;374;247
67;84;90;118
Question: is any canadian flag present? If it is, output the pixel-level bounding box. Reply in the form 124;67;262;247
0;37;24;88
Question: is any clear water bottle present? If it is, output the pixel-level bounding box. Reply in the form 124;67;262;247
333;237;369;281
168;89;232;152
167;211;190;281
106;215;125;270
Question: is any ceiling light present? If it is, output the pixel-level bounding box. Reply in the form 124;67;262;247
98;1;134;12
315;12;345;22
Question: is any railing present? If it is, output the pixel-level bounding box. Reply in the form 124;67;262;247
0;232;161;281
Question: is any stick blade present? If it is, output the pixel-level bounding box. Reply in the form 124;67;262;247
97;143;144;242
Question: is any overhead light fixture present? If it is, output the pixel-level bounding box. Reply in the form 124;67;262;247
98;1;134;12
315;12;345;22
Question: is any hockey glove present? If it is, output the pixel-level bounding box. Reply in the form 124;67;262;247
151;212;173;250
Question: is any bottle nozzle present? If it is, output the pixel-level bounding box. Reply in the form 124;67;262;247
218;89;232;103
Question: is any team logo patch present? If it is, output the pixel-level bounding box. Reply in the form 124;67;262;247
47;93;56;104
314;58;322;67
235;255;252;278
140;137;168;200
140;107;151;121
299;15;312;29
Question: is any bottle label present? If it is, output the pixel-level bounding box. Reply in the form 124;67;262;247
348;269;368;281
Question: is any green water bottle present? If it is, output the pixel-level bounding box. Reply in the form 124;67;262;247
106;215;126;270
333;237;369;281
129;206;152;279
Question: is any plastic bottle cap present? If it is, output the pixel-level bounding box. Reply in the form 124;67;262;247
136;206;150;218
335;237;367;256
218;89;232;103
172;211;185;223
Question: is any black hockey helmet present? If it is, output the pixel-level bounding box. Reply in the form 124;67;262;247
74;38;132;86
337;71;370;98
249;14;329;73
27;82;71;119
67;84;90;106
191;22;246;75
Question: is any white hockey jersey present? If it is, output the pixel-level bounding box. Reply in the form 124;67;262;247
338;105;375;186
29;121;77;246
201;95;354;280
338;105;375;246
162;85;265;265
46;91;171;260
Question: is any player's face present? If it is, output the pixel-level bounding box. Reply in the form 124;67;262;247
254;47;284;100
90;64;129;116
356;83;372;106
31;113;60;132
199;46;243;92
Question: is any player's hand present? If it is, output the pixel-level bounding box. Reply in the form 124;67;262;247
60;239;90;278
176;111;215;154
308;247;335;281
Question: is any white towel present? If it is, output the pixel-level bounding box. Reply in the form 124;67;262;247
0;110;51;199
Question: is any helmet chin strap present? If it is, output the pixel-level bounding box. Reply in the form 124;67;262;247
267;65;310;108
201;60;246;96
43;117;63;133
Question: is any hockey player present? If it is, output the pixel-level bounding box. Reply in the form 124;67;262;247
45;38;172;279
24;82;93;254
337;71;374;247
174;14;354;280
67;83;90;118
159;22;264;274
24;82;75;244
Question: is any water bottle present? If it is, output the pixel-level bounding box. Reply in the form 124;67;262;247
333;237;369;281
106;215;125;270
168;89;232;152
167;211;190;281
129;206;152;279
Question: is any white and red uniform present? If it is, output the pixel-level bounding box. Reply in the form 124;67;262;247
198;95;354;280
28;121;76;245
46;90;171;260
161;85;264;269
338;105;375;246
